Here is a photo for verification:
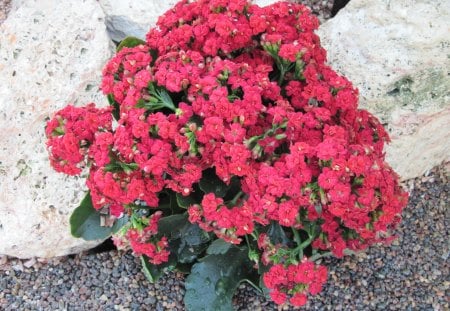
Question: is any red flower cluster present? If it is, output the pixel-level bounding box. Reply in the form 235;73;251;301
126;211;170;265
46;0;408;307
263;260;327;306
45;104;112;175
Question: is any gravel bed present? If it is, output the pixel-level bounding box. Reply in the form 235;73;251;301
1;163;448;311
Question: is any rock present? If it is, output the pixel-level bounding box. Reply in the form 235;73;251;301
318;0;450;180
98;0;178;42
0;0;115;258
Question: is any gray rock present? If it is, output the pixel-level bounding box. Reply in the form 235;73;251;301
98;0;178;41
318;0;450;180
0;0;115;258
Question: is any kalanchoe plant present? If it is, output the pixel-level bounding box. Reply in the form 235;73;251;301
45;0;408;309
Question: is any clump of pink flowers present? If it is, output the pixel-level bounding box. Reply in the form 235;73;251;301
46;0;408;307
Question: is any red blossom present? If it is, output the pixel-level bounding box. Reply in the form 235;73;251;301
46;0;409;307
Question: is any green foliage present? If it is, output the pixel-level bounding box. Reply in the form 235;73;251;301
140;214;211;283
70;192;127;240
184;246;254;311
104;161;139;174
141;254;176;283
206;238;232;255
266;221;290;245
199;168;231;198
116;36;146;52
176;192;199;208
107;94;120;121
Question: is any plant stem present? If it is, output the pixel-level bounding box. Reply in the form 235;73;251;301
292;227;301;246
230;191;244;206
309;251;333;262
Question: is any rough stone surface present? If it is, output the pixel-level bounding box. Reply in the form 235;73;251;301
0;0;115;258
318;0;450;180
98;0;178;41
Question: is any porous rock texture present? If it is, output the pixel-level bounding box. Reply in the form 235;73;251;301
0;0;114;258
98;0;178;42
318;0;450;180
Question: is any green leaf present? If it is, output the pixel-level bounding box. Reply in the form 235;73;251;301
206;238;232;255
141;254;177;284
105;161;138;174
146;82;177;112
157;190;181;215
70;192;128;240
266;221;290;245
184;246;254;311
176;193;199;208
199;168;230;197
116;36;145;52
177;223;210;263
159;213;211;263
157;214;189;238
107;94;120;121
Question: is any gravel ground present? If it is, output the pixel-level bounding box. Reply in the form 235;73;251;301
1;163;448;310
1;1;449;311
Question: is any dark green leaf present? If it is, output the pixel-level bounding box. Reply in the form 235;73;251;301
180;223;210;246
104;161;138;174
267;221;290;245
206;239;232;255
176;193;198;208
116;36;145;52
199;168;230;197
177;223;210;263
258;276;271;299
107;94;120;121
184;246;253;311
153;214;210;265
104;162;121;172
141;253;177;283
70;192;128;240
158;191;185;216
157;214;189;239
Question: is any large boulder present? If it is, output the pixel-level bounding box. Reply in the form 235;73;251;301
0;0;114;258
98;0;178;41
318;0;450;180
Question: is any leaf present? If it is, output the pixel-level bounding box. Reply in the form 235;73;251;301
104;161;138;174
107;94;120;121
199;168;230;197
70;192;128;241
206;239;232;255
184;246;254;311
176;184;203;209
116;36;145;52
177;223;210;263
157;214;189;238
175;193;195;208
266;221;290;245
141;254;177;284
158;213;211;263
